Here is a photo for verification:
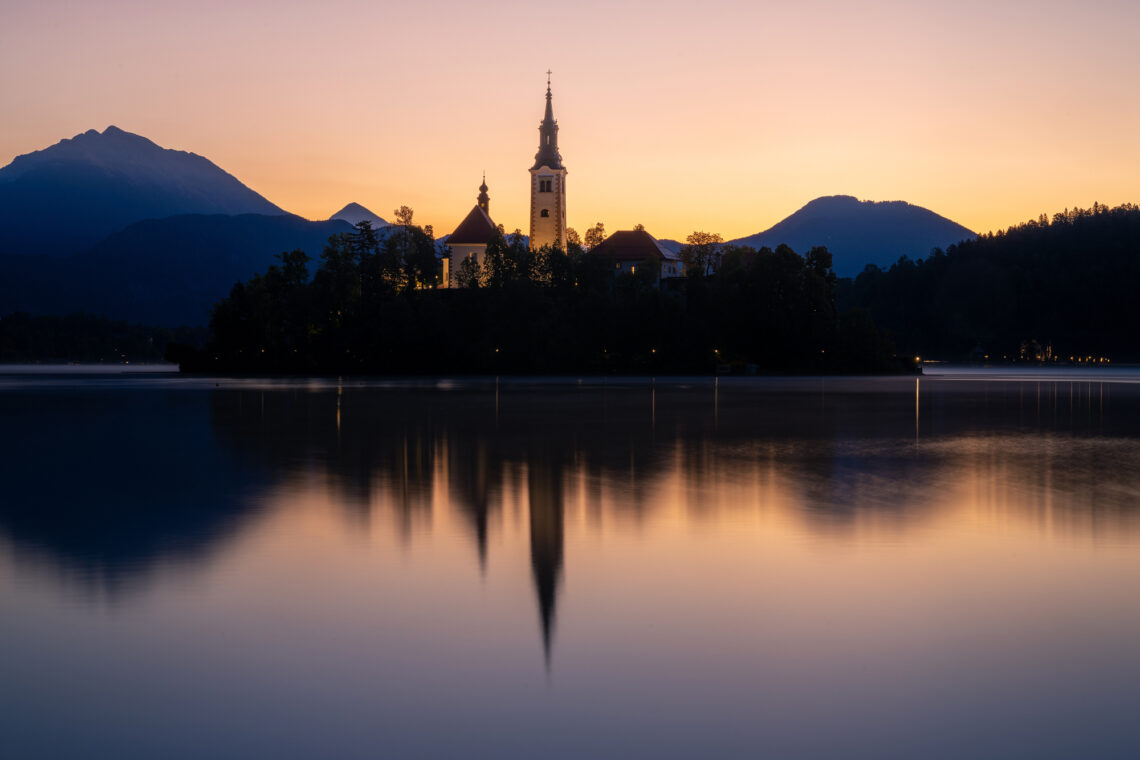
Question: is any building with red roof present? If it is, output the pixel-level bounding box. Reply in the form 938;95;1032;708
589;229;684;283
446;176;499;286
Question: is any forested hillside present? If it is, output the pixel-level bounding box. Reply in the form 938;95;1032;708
839;204;1140;361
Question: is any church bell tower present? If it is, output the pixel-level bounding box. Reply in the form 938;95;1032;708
529;73;567;251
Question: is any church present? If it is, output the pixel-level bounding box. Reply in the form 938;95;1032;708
444;76;683;288
446;76;568;286
444;175;496;287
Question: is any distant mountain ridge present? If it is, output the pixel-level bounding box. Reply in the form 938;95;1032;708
728;196;975;277
329;202;388;228
0;127;979;325
0;214;353;326
0;126;285;256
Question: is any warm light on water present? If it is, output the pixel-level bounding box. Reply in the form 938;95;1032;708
2;369;1140;758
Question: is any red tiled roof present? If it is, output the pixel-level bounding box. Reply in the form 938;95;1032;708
448;205;498;245
590;229;679;262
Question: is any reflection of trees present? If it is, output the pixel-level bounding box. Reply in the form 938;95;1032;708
5;377;1139;641
208;377;1140;661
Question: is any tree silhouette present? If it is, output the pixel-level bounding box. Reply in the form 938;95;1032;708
680;230;724;276
584;222;606;251
186;222;900;375
839;203;1140;361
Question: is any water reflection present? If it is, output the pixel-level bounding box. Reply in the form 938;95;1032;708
528;458;563;666
6;372;1140;758
0;386;269;601
3;374;1140;659
213;373;1140;652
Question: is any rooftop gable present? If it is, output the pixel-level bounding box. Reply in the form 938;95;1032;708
590;229;680;262
448;205;499;246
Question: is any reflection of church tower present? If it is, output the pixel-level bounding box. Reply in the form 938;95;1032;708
527;459;564;666
529;73;567;251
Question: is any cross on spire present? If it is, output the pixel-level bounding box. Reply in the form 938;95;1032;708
546;69;552;90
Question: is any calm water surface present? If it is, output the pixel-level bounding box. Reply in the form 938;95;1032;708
2;367;1139;759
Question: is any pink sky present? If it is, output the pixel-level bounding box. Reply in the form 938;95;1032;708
3;0;1138;240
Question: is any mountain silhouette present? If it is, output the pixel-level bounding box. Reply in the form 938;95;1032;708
0;214;353;325
329;202;388;228
728;196;975;277
0;126;286;256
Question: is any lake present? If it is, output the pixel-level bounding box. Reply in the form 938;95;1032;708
2;367;1139;759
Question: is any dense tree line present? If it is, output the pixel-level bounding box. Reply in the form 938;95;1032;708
178;217;898;374
0;312;206;363
839;203;1140;361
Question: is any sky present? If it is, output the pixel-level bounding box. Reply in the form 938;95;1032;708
2;0;1139;240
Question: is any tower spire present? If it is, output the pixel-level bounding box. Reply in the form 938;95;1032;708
532;72;562;170
529;73;567;252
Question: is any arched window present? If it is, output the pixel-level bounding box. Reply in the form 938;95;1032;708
540;209;549;218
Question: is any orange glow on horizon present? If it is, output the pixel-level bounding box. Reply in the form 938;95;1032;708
3;1;1138;243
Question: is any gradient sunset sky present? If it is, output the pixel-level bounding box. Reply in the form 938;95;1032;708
3;0;1138;241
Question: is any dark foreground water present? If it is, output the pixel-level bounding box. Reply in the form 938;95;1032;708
2;367;1139;759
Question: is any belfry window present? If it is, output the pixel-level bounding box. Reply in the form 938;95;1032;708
539;177;552;193
540;209;550;218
